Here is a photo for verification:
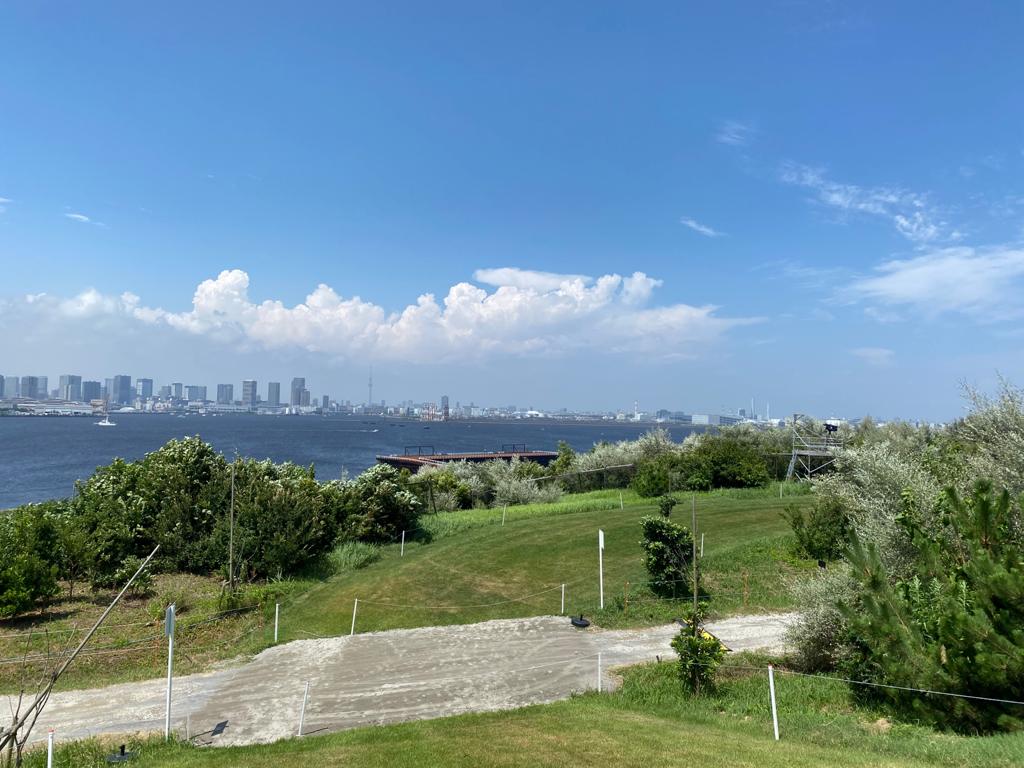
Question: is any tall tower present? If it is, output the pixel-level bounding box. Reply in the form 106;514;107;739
368;366;373;407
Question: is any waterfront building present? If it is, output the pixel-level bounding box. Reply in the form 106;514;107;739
217;383;234;404
172;382;184;399
20;376;40;400
59;374;83;402
300;389;310;407
441;394;450;421
136;378;154;400
1;375;17;398
112;375;133;405
185;384;207;402
242;379;258;407
267;381;281;407
82;380;101;402
290;377;306;406
158;385;172;399
321;394;329;410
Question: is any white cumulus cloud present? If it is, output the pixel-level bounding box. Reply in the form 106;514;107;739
13;268;757;363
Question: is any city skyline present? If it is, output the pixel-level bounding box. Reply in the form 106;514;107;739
2;4;1022;421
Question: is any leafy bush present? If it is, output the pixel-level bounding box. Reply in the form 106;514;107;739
783;497;849;560
639;515;694;597
339;463;421;543
670;614;727;695
115;555;154;597
0;504;60;617
841;481;1024;733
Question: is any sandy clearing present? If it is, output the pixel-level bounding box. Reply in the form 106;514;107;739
5;613;796;748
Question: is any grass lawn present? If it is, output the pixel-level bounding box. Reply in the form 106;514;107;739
25;660;1024;768
274;485;815;642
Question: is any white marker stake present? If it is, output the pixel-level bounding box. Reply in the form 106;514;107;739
274;603;280;643
298;681;310;737
401;530;405;557
597;652;602;693
768;664;780;741
560;584;565;615
700;533;705;558
350;598;359;636
598;529;605;609
164;603;176;741
619;492;623;510
502;505;507;526
47;730;54;768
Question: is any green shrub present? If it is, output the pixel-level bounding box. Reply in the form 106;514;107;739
0;504;60;617
783;497;849;560
670;614;727;695
639;515;694;597
842;481;1024;733
115;555;154;597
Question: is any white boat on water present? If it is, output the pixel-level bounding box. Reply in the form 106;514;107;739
96;414;116;427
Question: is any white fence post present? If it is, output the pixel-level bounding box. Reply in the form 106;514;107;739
298;681;310;736
350;598;359;636
274;603;280;644
598;529;605;609
46;730;54;768
502;505;507;526
164;603;176;741
560;584;565;614
768;664;780;741
619;492;623;510
700;533;705;558
597;652;602;693
401;530;405;556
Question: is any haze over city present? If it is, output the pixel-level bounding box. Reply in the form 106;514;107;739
2;3;1023;420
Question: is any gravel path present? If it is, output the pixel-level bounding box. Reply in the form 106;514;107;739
5;613;795;748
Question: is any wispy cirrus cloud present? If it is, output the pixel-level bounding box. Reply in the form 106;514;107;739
780;162;955;244
0;197;10;214
64;212;91;223
680;217;724;238
6;268;758;363
848;246;1024;322
715;120;755;147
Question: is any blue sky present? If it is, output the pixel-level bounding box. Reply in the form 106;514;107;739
1;2;1022;419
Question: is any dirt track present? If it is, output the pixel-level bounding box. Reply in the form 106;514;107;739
6;613;795;748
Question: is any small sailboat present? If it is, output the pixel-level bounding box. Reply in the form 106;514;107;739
96;412;116;427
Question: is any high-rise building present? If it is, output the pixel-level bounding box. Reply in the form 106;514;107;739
158;385;172;399
38;376;49;398
172;382;184;399
20;376;40;400
267;381;281;407
217;384;234;404
321;394;329;411
441;394;450;421
1;376;17;398
186;385;207;402
136;378;154;400
112;375;133;405
290;377;306;406
300;389;310;407
82;381;101;402
59;375;83;402
242;380;258;407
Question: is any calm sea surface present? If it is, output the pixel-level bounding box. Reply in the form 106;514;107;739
0;414;701;509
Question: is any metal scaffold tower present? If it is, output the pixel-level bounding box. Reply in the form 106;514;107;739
785;414;844;480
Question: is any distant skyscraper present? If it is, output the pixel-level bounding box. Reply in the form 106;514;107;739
59;375;83;402
242;379;258;407
321;394;329;410
300;389;310;407
1;376;17;398
158;385;172;399
0;375;5;399
38;376;49;398
172;382;184;399
441;394;450;421
217;384;234;404
82;381;101;402
20;376;40;400
290;377;306;406
267;381;281;407
185;384;207;402
136;378;154;400
111;375;132;405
